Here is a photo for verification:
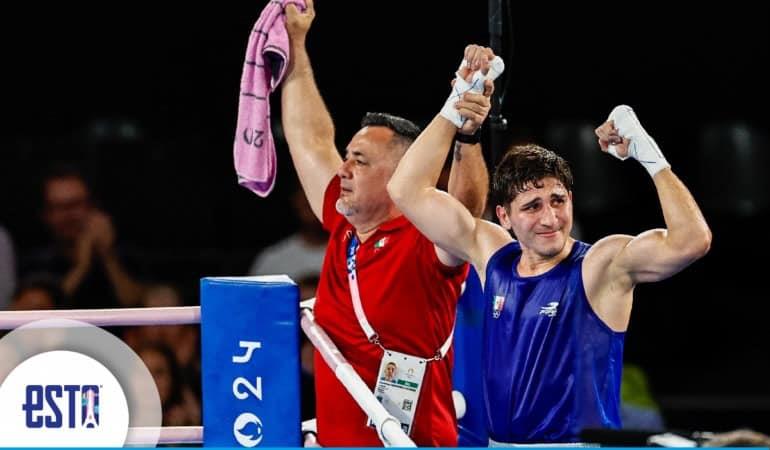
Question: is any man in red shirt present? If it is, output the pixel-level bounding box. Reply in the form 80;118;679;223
282;0;495;445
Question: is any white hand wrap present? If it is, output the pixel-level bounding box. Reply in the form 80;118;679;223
607;105;670;177
440;56;505;128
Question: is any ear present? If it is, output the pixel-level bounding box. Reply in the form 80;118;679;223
495;204;512;230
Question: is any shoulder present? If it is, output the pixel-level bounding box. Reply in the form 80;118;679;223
581;235;636;331
250;236;298;269
474;220;516;267
484;239;519;277
582;234;635;295
489;238;520;261
584;234;634;269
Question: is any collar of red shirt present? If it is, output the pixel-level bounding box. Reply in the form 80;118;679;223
344;214;409;243
376;214;409;232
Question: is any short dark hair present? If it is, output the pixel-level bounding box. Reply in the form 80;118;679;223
41;163;90;185
491;144;574;208
39;163;92;204
360;112;421;152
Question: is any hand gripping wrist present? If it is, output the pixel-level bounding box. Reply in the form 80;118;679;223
440;56;505;128
607;105;670;177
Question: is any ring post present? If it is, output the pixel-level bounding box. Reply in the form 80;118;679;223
201;275;300;447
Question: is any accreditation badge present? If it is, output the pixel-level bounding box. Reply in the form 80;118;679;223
367;349;427;435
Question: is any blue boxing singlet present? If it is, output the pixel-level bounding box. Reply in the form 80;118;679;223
483;240;624;443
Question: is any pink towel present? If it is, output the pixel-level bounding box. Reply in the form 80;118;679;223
234;0;306;197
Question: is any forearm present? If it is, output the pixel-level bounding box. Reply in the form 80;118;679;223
448;141;489;217
102;252;145;307
389;115;456;202
652;169;712;256
61;266;89;297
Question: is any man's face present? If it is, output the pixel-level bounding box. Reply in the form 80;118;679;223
43;176;92;243
497;177;573;258
336;126;399;222
385;364;396;379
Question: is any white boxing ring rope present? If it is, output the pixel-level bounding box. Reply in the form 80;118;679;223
125;426;203;445
0;301;415;447
299;302;415;447
0;306;200;330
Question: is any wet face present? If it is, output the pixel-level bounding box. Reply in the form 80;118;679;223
43;176;92;243
335;126;399;224
496;177;573;258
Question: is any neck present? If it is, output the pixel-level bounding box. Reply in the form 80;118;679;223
356;226;379;243
518;238;575;277
350;209;401;243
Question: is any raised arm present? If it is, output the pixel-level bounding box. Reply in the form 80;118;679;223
596;169;712;285
282;0;341;221
447;141;488;219
387;47;511;271
446;46;493;219
594;106;711;286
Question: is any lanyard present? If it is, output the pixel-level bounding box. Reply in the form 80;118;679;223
346;234;454;361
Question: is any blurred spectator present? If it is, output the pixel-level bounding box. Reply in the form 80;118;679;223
248;185;327;282
620;363;665;432
9;275;63;310
0;225;15;308
137;343;201;426
20;164;145;309
124;284;200;381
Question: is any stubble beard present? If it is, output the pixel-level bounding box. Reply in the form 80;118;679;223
335;198;357;217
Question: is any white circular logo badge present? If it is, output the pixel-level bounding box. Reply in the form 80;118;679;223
233;412;263;447
0;350;129;446
0;319;162;447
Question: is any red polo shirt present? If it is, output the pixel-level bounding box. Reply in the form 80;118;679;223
314;178;468;447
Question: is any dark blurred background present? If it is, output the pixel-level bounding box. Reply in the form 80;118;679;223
2;1;768;436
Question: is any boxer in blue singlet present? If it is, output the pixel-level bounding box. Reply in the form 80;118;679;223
387;95;712;443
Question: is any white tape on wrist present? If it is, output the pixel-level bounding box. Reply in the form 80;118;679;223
440;56;505;128
607;105;670;177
